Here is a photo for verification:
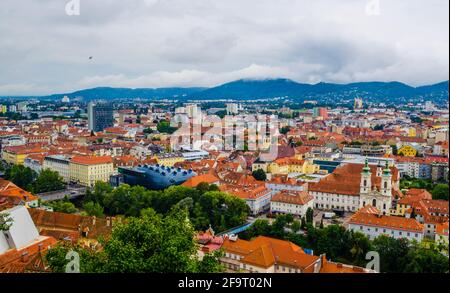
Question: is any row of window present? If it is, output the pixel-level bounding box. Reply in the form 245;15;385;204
357;226;420;238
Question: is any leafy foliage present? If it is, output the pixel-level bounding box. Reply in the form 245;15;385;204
252;169;267;181
83;201;104;217
240;215;448;272
4;166;65;193
431;184;449;201
45;196;78;214
32;169;65;193
157;120;177;134
45;208;225;273
280;126;291;135
83;182;250;232
0;213;13;231
4;165;36;191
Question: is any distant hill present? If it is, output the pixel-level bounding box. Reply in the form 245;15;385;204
5;79;448;104
186;79;449;103
42;87;206;101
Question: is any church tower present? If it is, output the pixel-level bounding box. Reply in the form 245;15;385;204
376;161;383;177
381;161;392;197
360;158;372;195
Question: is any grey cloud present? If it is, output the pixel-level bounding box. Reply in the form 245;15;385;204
0;0;448;95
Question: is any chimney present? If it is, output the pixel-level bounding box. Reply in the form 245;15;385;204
21;251;29;263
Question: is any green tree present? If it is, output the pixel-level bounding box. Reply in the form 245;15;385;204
5;165;36;191
32;169;65;193
157;120;177;134
372;235;410;273
404;244;449;273
46;207;224;273
291;220;301;233
46;197;78;214
305;208;314;224
197;249;225;273
390;144;398;155
431;184;449;201
280;126;291;135
252;169;267;181
0;213;13;231
83;201;104;217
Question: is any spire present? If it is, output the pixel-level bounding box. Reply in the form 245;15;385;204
362;157;371;174
383;160;391;176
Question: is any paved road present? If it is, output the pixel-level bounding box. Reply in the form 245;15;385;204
37;185;87;202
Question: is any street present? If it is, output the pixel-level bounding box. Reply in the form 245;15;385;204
37;184;87;202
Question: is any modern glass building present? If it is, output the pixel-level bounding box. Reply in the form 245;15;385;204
118;164;197;190
88;102;114;132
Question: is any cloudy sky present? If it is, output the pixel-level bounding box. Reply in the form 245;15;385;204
0;0;448;95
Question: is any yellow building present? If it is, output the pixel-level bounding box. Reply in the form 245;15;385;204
398;145;417;157
153;153;185;167
69;156;114;187
267;158;320;175
1;145;46;165
408;128;416;137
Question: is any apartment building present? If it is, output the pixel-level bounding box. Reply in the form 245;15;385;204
348;206;424;241
220;235;373;273
43;155;71;182
270;190;314;217
69;156;114;187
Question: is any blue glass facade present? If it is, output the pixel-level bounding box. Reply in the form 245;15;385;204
118;164;197;190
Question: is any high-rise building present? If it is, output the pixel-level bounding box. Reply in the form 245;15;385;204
88;102;114;132
16;102;28;112
313;107;328;119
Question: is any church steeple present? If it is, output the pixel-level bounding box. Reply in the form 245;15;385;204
381;161;392;197
360;158;372;195
376;161;383;177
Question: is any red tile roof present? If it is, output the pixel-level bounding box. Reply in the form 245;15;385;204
70;156;113;165
271;190;314;206
350;207;424;232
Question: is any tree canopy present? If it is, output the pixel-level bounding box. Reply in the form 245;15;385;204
32;169;66;193
83;182;250;233
157;120;177;134
240;215;448;272
252;169;267;181
45;207;224;273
